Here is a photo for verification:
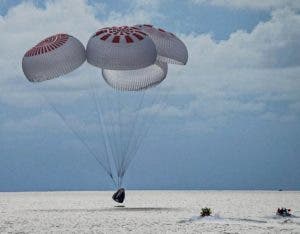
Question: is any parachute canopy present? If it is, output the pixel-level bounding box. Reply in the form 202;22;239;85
22;33;86;82
86;26;157;70
135;24;188;65
102;61;168;91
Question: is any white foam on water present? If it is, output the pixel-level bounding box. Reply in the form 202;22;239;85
0;190;300;233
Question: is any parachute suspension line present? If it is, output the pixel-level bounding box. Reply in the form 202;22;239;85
109;90;121;178
89;78;114;181
121;90;157;182
134;90;170;157
97;91;117;183
118;90;146;178
100;90;123;187
115;91;131;183
120;89;170;185
113;90;136;186
115;90;134;187
122;90;157;164
118;90;157;184
117;90;130;187
110;90;124;185
134;89;170;155
116;90;123;181
42;93;117;187
126;91;146;155
92;88;121;188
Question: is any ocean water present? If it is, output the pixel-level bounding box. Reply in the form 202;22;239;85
0;190;299;233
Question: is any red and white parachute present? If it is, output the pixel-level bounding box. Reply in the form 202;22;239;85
86;26;156;70
22;33;86;82
22;25;188;190
135;24;188;65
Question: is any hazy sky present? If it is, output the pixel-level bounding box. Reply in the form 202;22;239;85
0;0;300;191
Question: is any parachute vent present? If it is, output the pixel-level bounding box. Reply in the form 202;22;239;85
25;34;69;57
92;26;147;44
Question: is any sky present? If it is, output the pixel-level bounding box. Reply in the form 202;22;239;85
0;0;300;191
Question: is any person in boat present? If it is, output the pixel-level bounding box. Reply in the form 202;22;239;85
276;207;291;217
112;188;125;203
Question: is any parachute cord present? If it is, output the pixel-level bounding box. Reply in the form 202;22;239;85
121;100;163;183
100;91;122;184
109;91;123;178
119;90;152;180
42;95;117;187
116;91;124;178
122;90;158;169
98;92;116;180
118;91;130;175
107;91;119;175
89;78;113;179
126;91;146;154
91;79;123;186
134;90;169;153
114;91;127;181
118;176;121;188
95;89;123;188
119;90;146;176
121;89;170;182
